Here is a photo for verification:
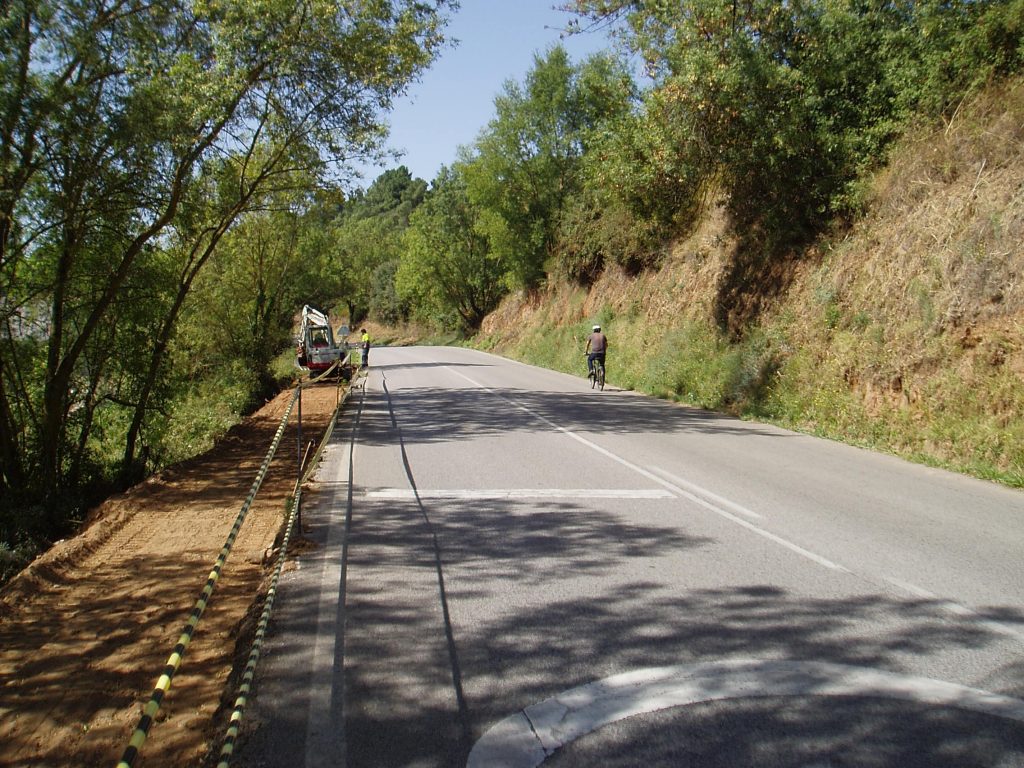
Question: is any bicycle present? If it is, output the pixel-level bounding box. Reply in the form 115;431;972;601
588;357;605;391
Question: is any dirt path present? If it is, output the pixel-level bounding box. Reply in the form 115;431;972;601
0;381;346;767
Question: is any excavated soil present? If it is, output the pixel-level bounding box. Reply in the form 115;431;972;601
0;381;346;767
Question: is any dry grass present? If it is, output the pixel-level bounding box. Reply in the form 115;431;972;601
477;77;1024;486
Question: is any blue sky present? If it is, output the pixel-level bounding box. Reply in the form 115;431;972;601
352;0;617;187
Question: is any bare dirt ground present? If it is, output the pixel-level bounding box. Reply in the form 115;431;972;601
0;381;346;767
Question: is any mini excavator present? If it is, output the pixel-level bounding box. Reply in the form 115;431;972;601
295;304;351;378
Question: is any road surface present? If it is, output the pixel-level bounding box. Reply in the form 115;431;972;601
240;345;1024;767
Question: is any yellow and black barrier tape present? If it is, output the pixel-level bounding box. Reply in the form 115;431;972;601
116;387;300;768
308;359;339;384
306;348;353;385
215;486;301;768
216;381;355;766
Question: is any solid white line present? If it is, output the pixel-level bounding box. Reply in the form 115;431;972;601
305;439;352;768
447;367;846;572
884;576;1024;644
365;488;674;500
467;659;1024;767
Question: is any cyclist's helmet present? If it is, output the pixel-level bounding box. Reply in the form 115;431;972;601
593;325;601;331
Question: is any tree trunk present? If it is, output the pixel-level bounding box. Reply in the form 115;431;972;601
121;231;229;482
0;364;24;494
120;159;275;480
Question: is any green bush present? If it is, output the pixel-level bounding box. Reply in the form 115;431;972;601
639;324;735;408
153;361;257;466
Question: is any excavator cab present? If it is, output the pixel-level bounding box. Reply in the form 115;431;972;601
296;305;347;376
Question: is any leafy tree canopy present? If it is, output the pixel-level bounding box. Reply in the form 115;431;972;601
0;0;454;542
461;45;635;288
397;164;504;330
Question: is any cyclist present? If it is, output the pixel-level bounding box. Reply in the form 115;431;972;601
585;324;607;381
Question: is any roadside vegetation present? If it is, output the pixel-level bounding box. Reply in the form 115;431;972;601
2;0;1022;581
0;0;456;579
478;80;1024;485
462;0;1024;488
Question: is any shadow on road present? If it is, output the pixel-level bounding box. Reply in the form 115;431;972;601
374;361;494;373
544;694;1024;767
358;384;778;445
235;377;1024;768
242;481;1024;768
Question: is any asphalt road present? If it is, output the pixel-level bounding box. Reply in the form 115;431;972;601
240;345;1024;768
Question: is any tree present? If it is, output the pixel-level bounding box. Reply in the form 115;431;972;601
118;141;317;483
349;166;428;224
195;207;304;381
0;0;453;538
566;0;1024;240
462;46;634;288
397;165;503;330
330;166;428;322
